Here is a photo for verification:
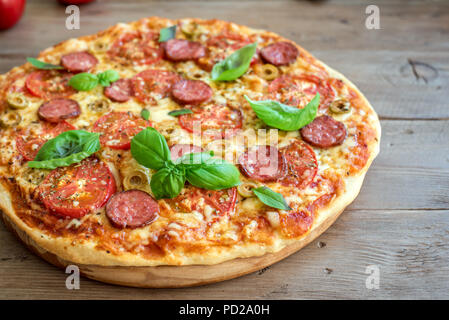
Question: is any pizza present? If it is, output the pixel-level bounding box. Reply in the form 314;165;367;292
0;17;380;272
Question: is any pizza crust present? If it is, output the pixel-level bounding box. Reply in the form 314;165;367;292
0;17;380;273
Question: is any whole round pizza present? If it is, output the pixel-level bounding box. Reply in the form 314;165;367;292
0;17;380;287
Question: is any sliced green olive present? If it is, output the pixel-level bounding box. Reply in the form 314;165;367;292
237;181;260;198
88;98;110;113
92;40;109;53
329;99;351;114
255;64;279;81
0;111;21;128
180;22;198;38
7;92;29;109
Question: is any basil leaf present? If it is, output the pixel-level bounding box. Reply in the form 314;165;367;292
185;157;241;190
68;72;99;91
174;151;214;167
26;57;63;70
141;109;150;120
253;186;292;211
245;93;320;131
97;70;120;87
168;109;193;117
28;130;100;169
150;167;186;199
211;42;257;81
159;25;176;42
131;127;171;170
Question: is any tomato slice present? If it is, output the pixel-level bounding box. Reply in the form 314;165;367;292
178;104;243;139
108;31;163;65
39;157;116;218
268;74;335;110
25;70;77;100
132;69;181;105
16;121;76;161
92;111;152;150
166;186;237;218
280;139;318;189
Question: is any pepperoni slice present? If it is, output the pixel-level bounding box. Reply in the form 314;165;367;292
104;78;133;102
171;79;212;105
166;185;237;218
260;41;299;66
300;115;347;148
132;69;181;105
25;70;76;100
178;104;243;139
39;157;116;218
163;39;206;62
61;52;98;73
238;145;287;182
280;211;313;238
108;31;163;65
92;111;151;150
170;144;203;161
268;74;335;110
106;190;159;229
16;121;75;161
38;98;81;123
280;140;318;189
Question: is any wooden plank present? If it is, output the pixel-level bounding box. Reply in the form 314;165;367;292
2;209;448;299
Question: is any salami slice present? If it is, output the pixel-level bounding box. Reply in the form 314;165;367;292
38;98;81;123
170;144;203;161
104;78;133;102
61;52;98;73
106;190;159;229
300;115;347;148
171;79;212;105
178;104;243;139
132;69;181;104
280;139;318;189
260;41;299;66
163;39;206;61
238;145;287;182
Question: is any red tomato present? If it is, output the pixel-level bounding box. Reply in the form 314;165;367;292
0;0;26;30
39;157;116;218
92;111;152;150
58;0;95;5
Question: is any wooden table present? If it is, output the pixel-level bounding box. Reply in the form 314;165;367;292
0;0;448;299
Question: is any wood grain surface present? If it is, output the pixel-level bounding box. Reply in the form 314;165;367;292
0;0;448;299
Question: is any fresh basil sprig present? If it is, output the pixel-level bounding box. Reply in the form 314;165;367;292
253;186;292;211
68;70;120;91
28;130;100;169
245;93;320;131
211;42;257;81
131;127;241;199
168;109;193;117
141;109;150;120
27;57;64;70
159;25;177;42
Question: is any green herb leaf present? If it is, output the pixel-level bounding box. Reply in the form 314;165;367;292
97;70;120;87
211;42;257;81
245;93;320;131
185;157;241;190
130;127;171;170
150;167;186;199
26;57;63;70
168;109;193;117
174;151;214;167
68;72;99;91
28;130;100;169
159;25;177;42
141;109;150;120
253;186;292;210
